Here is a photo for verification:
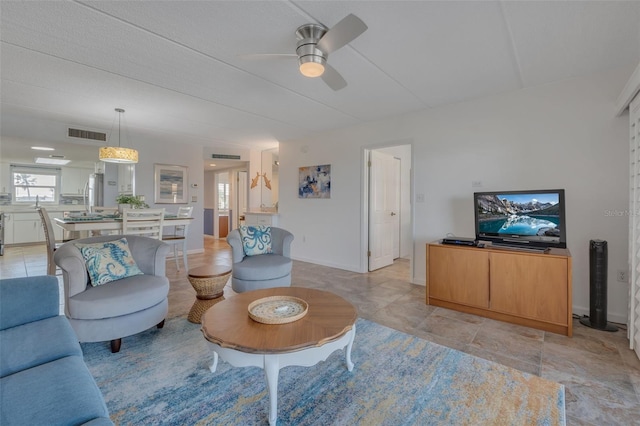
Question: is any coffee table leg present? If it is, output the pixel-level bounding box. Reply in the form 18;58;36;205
345;325;356;372
209;351;219;373
263;355;280;426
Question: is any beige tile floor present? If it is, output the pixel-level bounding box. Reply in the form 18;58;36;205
2;237;640;425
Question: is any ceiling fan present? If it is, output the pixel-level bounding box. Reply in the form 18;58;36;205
243;14;368;91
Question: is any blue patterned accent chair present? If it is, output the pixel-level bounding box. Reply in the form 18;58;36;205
54;235;170;353
227;226;294;293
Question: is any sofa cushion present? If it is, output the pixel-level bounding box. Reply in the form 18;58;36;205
68;274;169;320
0;356;111;426
75;238;143;286
0;276;60;330
232;253;292;281
0;316;82;378
239;225;273;256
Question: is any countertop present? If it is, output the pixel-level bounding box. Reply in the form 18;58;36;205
1;205;89;214
244;210;278;215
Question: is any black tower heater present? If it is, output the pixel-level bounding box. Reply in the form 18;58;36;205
579;240;618;331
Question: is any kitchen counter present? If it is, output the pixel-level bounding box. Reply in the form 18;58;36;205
2;206;94;245
243;211;278;226
243;210;278;215
1;205;88;213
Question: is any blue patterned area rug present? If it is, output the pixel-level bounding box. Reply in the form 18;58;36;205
81;317;565;425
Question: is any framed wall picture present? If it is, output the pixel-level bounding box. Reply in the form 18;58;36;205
298;164;331;198
154;164;188;204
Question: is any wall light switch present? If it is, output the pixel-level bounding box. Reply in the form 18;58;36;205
416;194;425;203
191;195;197;202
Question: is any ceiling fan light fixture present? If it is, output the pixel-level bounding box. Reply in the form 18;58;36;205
299;56;325;78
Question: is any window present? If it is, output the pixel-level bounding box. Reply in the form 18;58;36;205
11;165;61;204
218;182;230;210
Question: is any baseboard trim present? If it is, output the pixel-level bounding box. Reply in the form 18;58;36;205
291;255;360;273
572;306;627;326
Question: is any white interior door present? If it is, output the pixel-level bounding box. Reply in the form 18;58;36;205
393;157;401;259
629;91;640;361
369;150;397;271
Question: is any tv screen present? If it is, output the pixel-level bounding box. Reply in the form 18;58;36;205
474;189;566;249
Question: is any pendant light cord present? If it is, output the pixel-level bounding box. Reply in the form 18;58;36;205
118;111;121;148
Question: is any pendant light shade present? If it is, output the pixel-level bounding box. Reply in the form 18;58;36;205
99;108;138;164
99;146;138;163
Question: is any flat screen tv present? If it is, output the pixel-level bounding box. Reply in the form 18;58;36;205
474;189;566;249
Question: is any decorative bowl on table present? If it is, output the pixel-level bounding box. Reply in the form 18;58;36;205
248;296;308;324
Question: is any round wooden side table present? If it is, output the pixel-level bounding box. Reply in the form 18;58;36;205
187;264;231;323
201;287;357;426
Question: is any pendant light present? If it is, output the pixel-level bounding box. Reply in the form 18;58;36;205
99;108;139;163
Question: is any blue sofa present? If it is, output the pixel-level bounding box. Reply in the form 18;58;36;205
0;275;113;425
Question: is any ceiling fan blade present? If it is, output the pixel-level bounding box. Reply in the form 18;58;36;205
317;14;367;54
237;53;297;61
321;63;347;91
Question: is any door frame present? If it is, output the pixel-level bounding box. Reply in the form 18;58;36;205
360;139;416;282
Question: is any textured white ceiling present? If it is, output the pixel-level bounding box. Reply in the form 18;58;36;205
1;0;639;168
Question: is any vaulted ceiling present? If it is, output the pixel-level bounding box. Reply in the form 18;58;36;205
1;1;639;167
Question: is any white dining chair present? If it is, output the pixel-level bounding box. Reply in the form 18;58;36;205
122;208;165;240
162;206;193;271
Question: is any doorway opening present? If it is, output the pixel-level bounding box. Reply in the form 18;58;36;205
363;143;414;281
235;170;248;229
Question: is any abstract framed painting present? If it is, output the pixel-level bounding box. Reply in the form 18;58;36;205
298;164;331;199
154;164;188;204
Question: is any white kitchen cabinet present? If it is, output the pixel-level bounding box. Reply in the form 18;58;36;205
0;163;9;193
61;167;92;195
4;213;14;244
12;213;42;244
118;164;135;194
4;211;63;244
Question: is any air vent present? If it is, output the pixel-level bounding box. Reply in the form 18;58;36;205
49;154;65;159
211;154;241;160
68;128;107;141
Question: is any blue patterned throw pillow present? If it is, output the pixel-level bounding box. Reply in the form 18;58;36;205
75;238;143;286
239;225;272;256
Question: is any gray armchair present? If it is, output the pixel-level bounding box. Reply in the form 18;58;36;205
54;235;170;353
227;227;294;293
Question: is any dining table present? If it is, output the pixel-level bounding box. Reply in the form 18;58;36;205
54;214;193;234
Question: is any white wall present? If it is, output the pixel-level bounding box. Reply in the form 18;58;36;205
279;66;633;323
203;170;216;209
129;138;204;254
249;149;262;209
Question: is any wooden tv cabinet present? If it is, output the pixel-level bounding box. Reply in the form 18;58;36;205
426;242;572;336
